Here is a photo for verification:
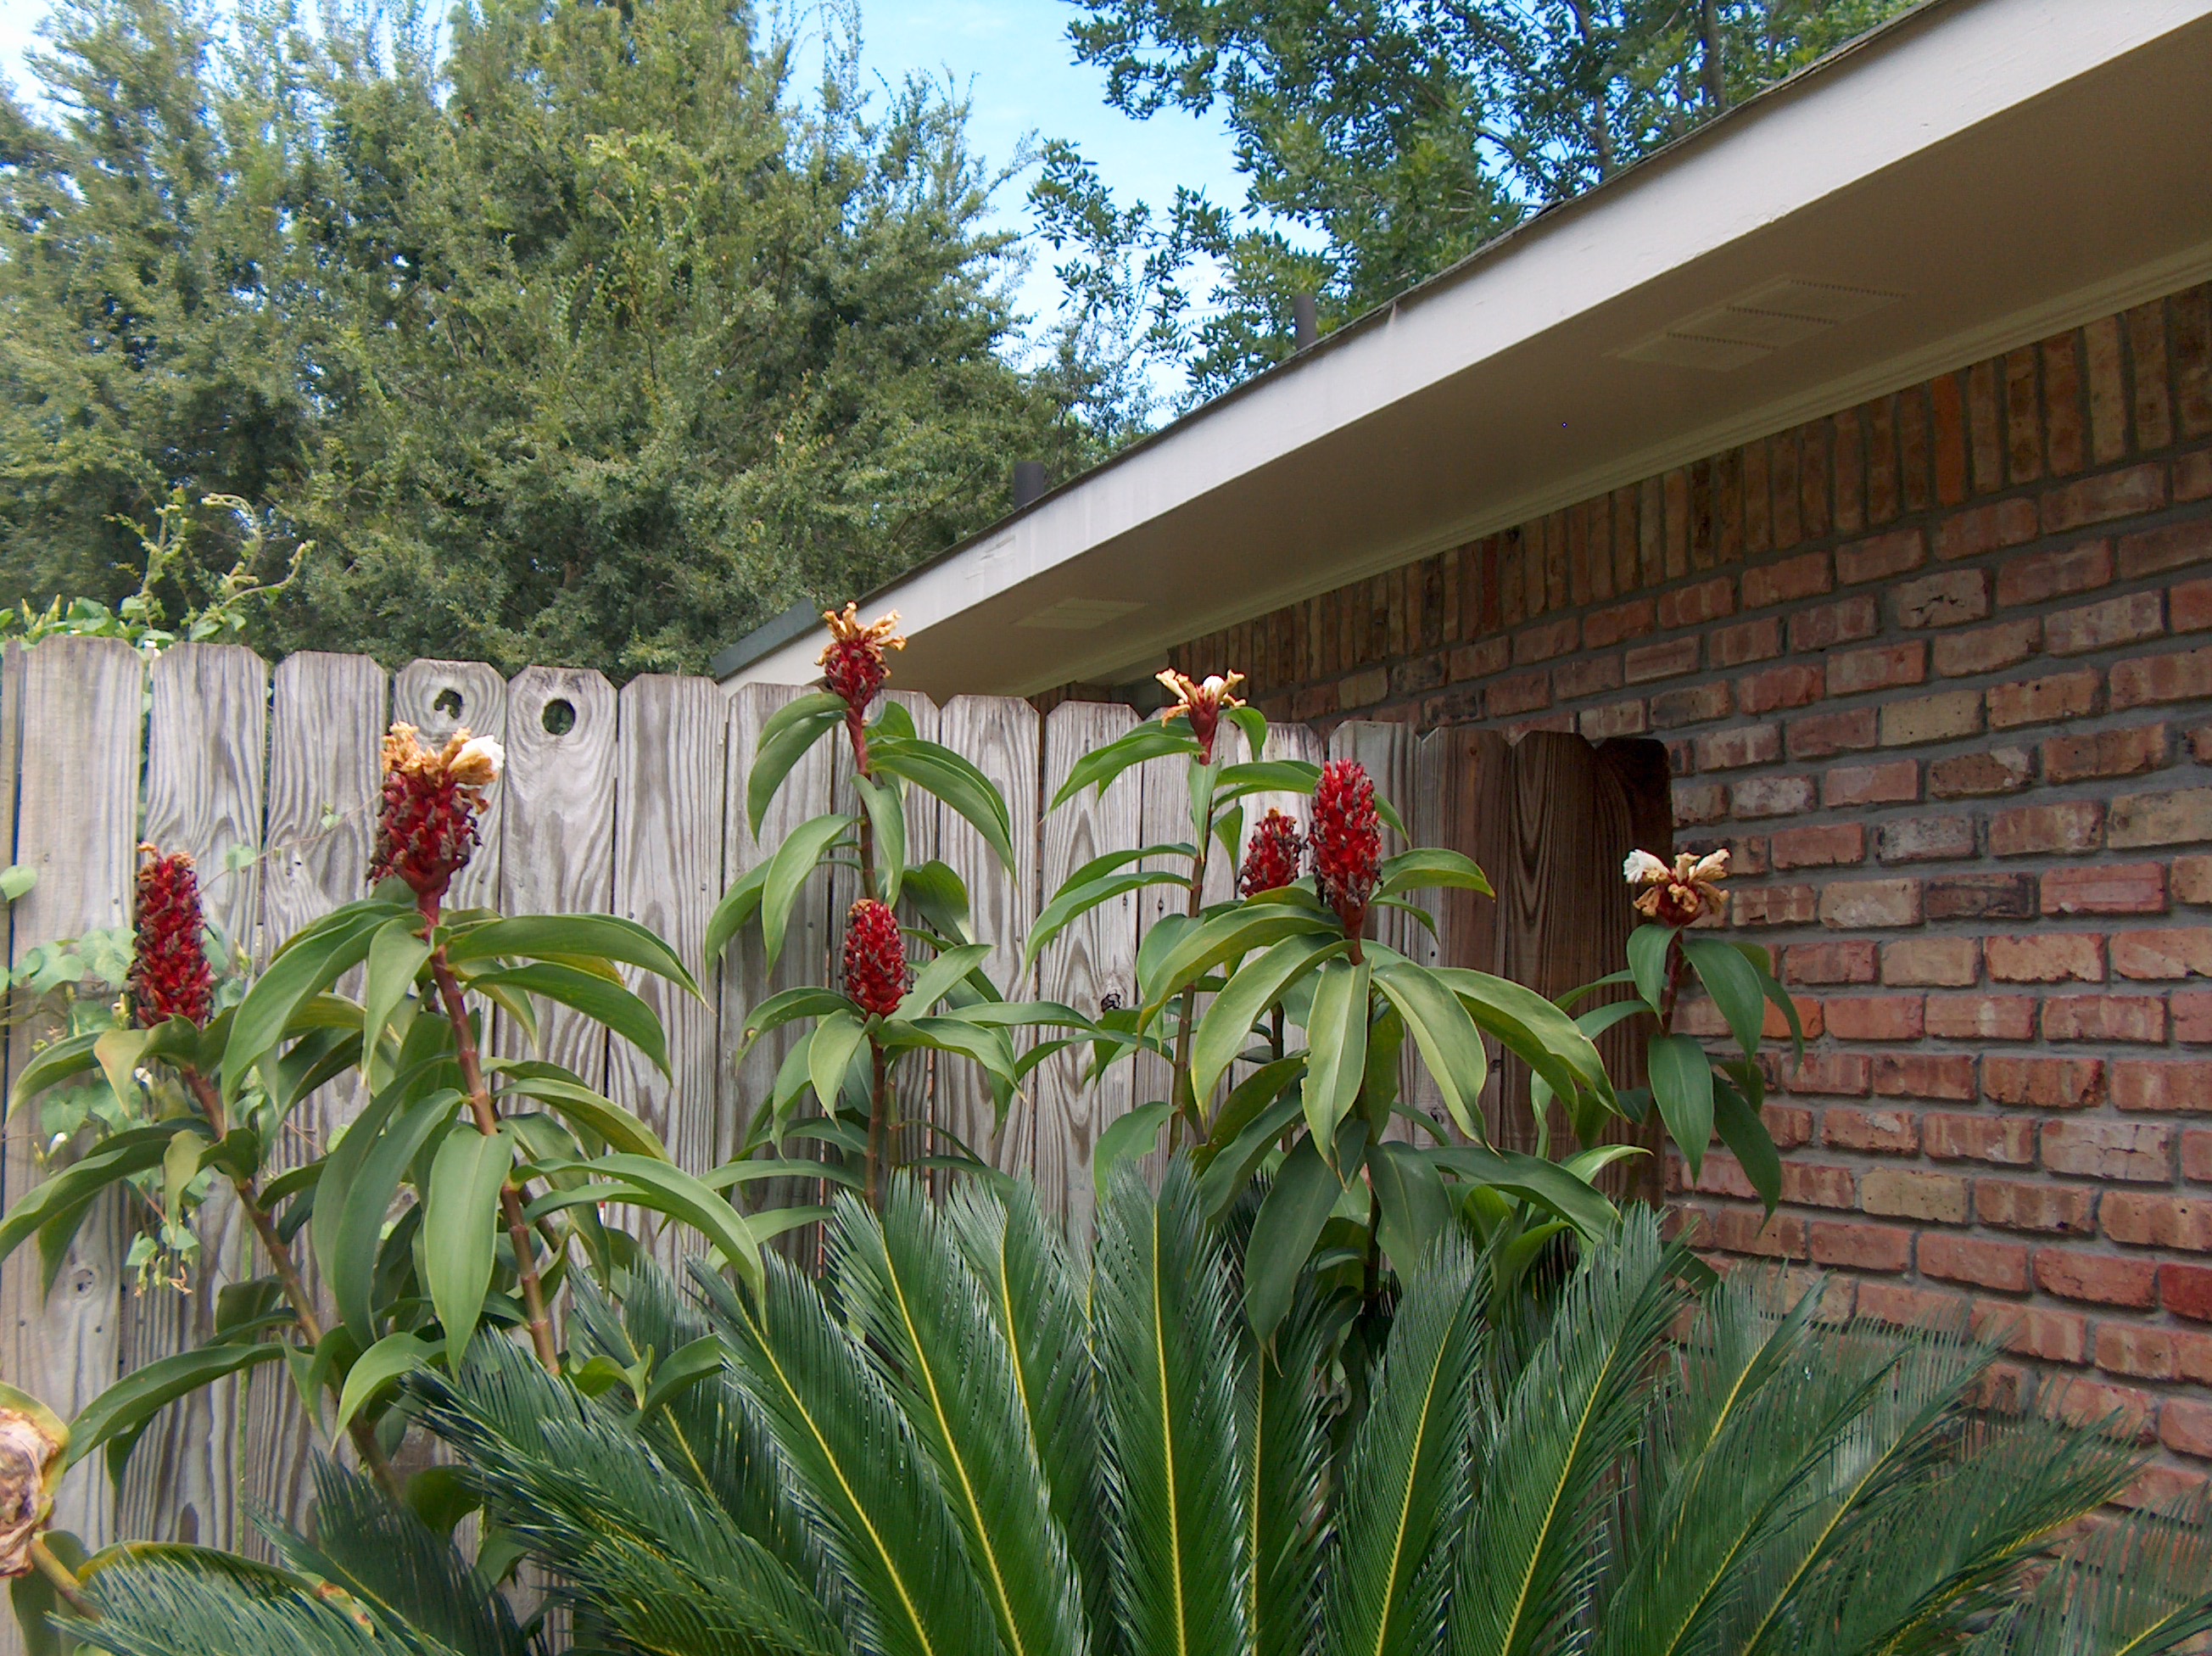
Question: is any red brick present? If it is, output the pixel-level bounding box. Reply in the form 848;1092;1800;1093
1925;872;2036;920
2042;723;2168;782
1701;1206;1808;1260
1733;884;1817;926
1706;615;1780;666
2184;446;2212;502
1872;1057;1975;1106
1936;497;2038;561
1874;814;1976;864
1924;1112;2036;1165
1990;800;2104;857
1836;529;1927;585
1623;636;1701;683
1692;725;1779;771
1925;993;2038;1041
1787;708;1878;760
2176;576;2212;634
1880;689;1984;747
1656;577;1736;631
1987;670;2100;729
1933;618;2041;678
1785;941;1877;986
1486;671;1551;716
1821;1106;1919;1153
1649;681;1730;727
1788;595;1880;652
1829;641;1928;697
2043;1375;2157;1437
2045;591;2166;657
1824;995;1924;1042
2041;462;2165;532
1894;568;1991;629
1763;1105;1815;1147
1769;824;1864;870
2160;1395;2212;1457
2042;1119;2173;1183
2035;1248;2159;1307
2163;1262;2212;1322
1448;638;1509;680
1577;701;1649;740
2175;988;2212;1043
2118;1464;2212;1513
1730;776;1817;819
1341;667;1390;709
1973;1301;2089;1364
1985;1055;2105;1110
1818;880;1920;930
1994;540;2114;607
1583;597;1655;650
1863;1167;1969;1223
1858;1280;1969;1332
1741;551;1832;609
2116;517;2212;579
2042;863;2169;915
1921;1234;2030;1291
2042;994;2168;1043
1809;1220;1913;1271
1928;747;2036;797
1780;1051;1872;1096
1880;937;1979;987
1513;616;1581;664
1736;663;1823;715
2103;1192;2212;1250
2111;646;2212;709
2187;1127;2212;1180
1550;655;1621;700
1779;1162;1857;1210
2112;1059;2212;1113
2111;926;2212;979
1824;760;1920;808
1978;1179;2097;1235
1672;781;1729;826
1986;933;2105;983
2095;1323;2212;1384
2109;786;2212;848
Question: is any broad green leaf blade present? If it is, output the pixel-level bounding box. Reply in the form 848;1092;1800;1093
1681;935;1766;1060
545;1155;759;1285
490;1062;668;1159
1093;1101;1173;1197
1301;959;1371;1150
426;1124;515;1369
855;773;908;905
703;860;769;969
466;962;671;1077
1430;1145;1618;1239
1142;905;1337;1019
224;901;405;1099
902;859;975;945
8;1027;102;1113
1648;1033;1717;1178
760;814;852;971
68;1343;282;1481
1431;967;1615;1115
0;1133;176;1268
443;913;701;997
1377;848;1494;899
1191;935;1343;1107
1210;759;1321;805
1049;722;1200;809
332;1331;434;1436
1368;1141;1452;1275
319;1087;460;1346
870;736;1018;876
895;942;995;1021
1372;963;1489;1142
1247;1133;1349;1340
748;691;847;835
1628;923;1677;1013
1026;869;1190;973
1712;1076;1781;1211
362;916;432;1055
808;1010;869;1115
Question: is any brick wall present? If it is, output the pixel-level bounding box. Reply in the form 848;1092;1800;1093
1163;282;2212;1494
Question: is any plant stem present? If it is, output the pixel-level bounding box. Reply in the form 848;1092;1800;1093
428;949;559;1373
1168;843;1209;1149
180;1067;402;1498
31;1535;97;1620
863;1038;891;1209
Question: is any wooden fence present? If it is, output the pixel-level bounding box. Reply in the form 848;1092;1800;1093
0;636;1666;1601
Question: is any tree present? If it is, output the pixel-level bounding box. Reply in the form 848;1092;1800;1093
1042;0;1924;405
0;0;1105;679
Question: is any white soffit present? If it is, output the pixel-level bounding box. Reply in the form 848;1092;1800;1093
725;0;2212;697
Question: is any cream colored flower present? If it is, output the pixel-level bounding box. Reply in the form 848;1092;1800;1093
0;1406;64;1578
1623;849;1670;886
1155;669;1247;761
450;735;505;787
1628;848;1731;926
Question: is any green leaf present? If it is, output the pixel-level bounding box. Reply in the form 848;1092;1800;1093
735;986;855;1051
490;1062;668;1159
224;900;405;1099
92;1027;149;1112
901;859;975;945
443;914;701;997
808;1010;869;1115
362;915;431;1055
869;736;1017;876
1682;934;1766;1059
544;1154;759;1285
1430;1144;1619;1238
1368;1140;1451;1273
1248;1130;1356;1340
758;812;852;970
1141;904;1336;1017
1712;1074;1781;1211
894;942;994;1020
854;773;907;905
878;1016;1018;1087
703;859;769;968
1093;1101;1173;1196
466;962;671;1077
1301;959;1371;1150
640;1334;728;1416
1740;943;1807;1065
332;1331;434;1437
1372;962;1491;1142
425;1125;515;1369
1226;702;1268;760
1025;867;1190;973
1049;720;1200;808
8;1028;102;1113
1648;1032;1717;1178
1432;967;1616;1115
747;690;846;835
1210;758;1321;805
0;864;36;901
67;1343;281;1482
1377;847;1494;898
1189;934;1343;1107
319;1088;461;1346
1628;922;1677;1012
0;1133;176;1268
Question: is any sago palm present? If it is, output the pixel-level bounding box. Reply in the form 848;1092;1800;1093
57;1163;2212;1656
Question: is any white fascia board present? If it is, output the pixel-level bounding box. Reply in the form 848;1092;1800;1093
726;0;2212;689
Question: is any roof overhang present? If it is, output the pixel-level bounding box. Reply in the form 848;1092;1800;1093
719;0;2212;698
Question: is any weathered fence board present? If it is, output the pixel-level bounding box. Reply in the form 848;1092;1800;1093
0;640;1658;1604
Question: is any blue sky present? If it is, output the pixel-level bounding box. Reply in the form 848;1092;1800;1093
0;0;1248;351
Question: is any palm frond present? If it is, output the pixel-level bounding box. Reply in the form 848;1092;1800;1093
70;1552;442;1656
1450;1206;1684;1656
268;1460;528;1656
1322;1232;1484;1656
703;1242;1003;1656
1967;1484;2212;1656
831;1178;1089;1656
1093;1157;1252;1656
944;1172;1113;1645
1241;1270;1337;1656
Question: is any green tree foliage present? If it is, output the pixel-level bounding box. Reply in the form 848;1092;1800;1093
0;0;1100;678
1040;0;1924;403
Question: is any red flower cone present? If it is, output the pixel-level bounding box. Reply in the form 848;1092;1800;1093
844;898;907;1017
1240;808;1305;896
1311;759;1382;942
819;605;907;743
129;848;214;1027
370;724;504;911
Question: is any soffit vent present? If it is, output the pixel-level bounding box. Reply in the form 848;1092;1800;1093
1615;277;1905;372
1016;597;1146;631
